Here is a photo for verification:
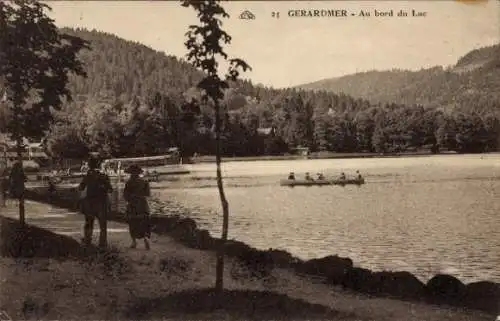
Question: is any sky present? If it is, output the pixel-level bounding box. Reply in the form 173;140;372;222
47;0;500;89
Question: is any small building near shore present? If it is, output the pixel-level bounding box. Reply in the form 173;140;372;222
257;127;276;137
293;146;310;156
0;135;48;168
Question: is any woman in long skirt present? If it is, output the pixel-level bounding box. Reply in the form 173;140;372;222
123;164;151;250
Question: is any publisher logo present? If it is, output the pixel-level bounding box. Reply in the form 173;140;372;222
239;10;256;20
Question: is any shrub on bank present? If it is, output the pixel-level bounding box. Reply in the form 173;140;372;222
0;217;83;258
0;216;133;281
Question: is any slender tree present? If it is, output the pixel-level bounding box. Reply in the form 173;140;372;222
182;0;251;293
0;0;88;225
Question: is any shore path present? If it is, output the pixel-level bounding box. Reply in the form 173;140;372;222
0;200;494;321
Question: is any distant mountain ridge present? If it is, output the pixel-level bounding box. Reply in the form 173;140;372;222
3;27;499;157
298;43;500;113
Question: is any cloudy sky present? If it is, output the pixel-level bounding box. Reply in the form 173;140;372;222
47;0;499;88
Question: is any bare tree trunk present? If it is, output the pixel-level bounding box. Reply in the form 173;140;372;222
11;100;26;225
214;100;229;293
16;136;25;226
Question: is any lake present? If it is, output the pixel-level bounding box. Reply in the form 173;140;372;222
155;154;500;283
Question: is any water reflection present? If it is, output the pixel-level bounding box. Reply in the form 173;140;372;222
159;155;500;283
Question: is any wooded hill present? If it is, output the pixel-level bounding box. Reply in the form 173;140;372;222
3;28;499;158
298;44;500;114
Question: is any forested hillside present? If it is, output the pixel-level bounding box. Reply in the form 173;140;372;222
2;28;499;158
298;44;500;113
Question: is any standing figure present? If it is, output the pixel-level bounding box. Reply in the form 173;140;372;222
47;177;56;202
78;155;113;248
80;161;89;174
0;168;9;207
124;164;151;250
8;161;26;204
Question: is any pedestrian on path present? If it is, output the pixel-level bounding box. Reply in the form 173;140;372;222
0;168;9;207
8;161;26;205
78;155;113;248
123;164;151;250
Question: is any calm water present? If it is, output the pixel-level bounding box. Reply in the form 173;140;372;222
156;155;500;283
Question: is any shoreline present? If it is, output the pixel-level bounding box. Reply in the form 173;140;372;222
189;150;491;163
22;186;500;316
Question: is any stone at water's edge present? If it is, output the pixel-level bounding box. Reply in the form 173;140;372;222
267;248;301;267
190;229;214;250
464;281;500;314
296;255;353;284
426;274;467;303
368;271;425;299
341;267;374;292
168;217;197;241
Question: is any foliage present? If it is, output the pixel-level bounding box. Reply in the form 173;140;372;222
12;27;498;158
181;0;251;293
0;0;88;141
436;111;492;153
0;0;87;225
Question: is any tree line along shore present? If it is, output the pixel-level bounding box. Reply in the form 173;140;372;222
1;28;496;162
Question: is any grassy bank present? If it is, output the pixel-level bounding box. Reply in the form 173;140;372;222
0;216;355;320
21;186;500;317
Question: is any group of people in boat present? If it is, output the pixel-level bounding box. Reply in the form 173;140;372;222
287;170;363;181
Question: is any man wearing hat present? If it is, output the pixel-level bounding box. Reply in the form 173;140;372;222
78;154;113;248
123;164;151;250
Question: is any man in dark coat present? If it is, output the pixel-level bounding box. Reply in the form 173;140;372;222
78;155;113;248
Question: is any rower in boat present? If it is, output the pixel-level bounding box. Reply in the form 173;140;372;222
288;172;295;180
305;172;313;181
316;173;325;180
356;170;363;180
339;172;346;180
152;170;159;182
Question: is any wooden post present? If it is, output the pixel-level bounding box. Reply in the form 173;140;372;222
16;137;25;225
115;161;121;212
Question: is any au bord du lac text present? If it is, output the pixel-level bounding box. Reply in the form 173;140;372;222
278;9;427;18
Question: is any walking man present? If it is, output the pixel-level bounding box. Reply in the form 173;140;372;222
78;155;112;248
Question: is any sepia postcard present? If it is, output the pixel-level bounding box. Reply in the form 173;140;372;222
0;0;499;320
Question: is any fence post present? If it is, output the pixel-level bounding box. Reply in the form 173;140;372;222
115;161;122;213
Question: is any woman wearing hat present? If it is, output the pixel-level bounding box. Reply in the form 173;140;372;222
123;164;151;250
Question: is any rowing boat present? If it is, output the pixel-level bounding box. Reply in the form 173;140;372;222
280;177;365;187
